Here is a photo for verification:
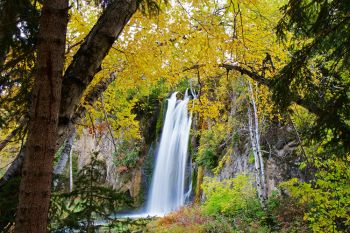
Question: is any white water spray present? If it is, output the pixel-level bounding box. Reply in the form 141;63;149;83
146;91;192;216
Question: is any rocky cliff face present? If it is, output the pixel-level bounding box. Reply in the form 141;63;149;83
73;93;305;206
73;98;162;204
74;129;144;200
217;123;304;195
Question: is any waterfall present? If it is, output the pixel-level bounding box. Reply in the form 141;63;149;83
146;91;192;216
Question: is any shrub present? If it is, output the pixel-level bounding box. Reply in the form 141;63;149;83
196;124;229;170
49;152;131;232
203;215;233;233
267;192;309;232
114;141;140;168
197;148;217;169
281;155;350;232
201;174;264;225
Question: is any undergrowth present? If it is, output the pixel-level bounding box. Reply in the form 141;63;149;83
147;174;309;233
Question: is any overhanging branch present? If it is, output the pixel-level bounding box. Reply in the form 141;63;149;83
219;63;272;86
219;63;327;117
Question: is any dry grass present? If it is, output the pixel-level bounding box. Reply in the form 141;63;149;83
146;205;213;233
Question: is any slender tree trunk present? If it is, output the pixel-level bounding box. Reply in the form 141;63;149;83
247;81;267;207
248;81;266;197
53;129;76;189
53;129;76;176
195;165;204;204
14;0;68;231
247;104;264;205
69;142;73;192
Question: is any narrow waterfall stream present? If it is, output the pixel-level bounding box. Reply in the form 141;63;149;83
115;92;193;219
145;92;192;216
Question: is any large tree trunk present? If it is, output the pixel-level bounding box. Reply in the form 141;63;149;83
0;73;116;189
1;0;137;188
14;0;68;231
0;1;137;230
57;0;137;147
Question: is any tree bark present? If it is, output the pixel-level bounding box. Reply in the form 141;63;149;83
14;0;68;231
58;0;137;147
194;165;204;204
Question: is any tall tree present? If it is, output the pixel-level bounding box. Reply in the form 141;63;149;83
274;0;350;150
14;0;69;231
0;0;140;184
9;0;154;230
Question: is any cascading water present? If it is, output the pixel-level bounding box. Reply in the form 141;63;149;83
145;91;192;216
114;92;193;219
